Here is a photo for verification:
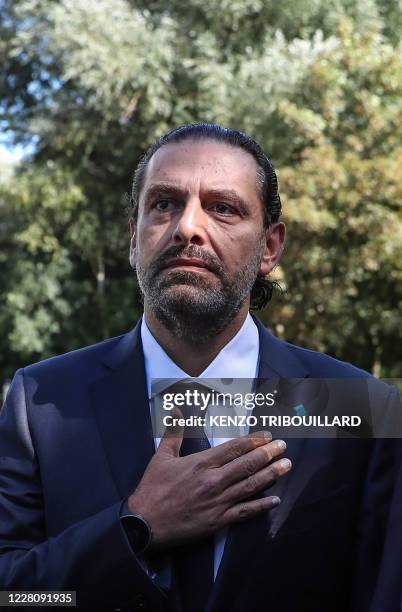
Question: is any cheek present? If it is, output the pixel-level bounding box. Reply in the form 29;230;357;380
213;226;261;266
136;222;168;261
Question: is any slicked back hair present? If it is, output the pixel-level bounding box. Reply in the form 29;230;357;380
129;123;282;309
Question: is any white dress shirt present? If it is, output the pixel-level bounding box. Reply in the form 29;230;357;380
140;313;260;580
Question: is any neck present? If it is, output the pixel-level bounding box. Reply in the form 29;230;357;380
143;302;250;376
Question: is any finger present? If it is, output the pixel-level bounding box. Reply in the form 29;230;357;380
223;495;281;525
202;431;273;467
157;407;184;457
223;457;292;504
219;439;287;488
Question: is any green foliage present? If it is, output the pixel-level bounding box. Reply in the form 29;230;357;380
0;0;401;384
263;24;402;375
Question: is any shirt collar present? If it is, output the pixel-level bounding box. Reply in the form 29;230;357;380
141;313;260;399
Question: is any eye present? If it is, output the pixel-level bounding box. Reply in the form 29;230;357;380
155;199;176;212
211;203;234;216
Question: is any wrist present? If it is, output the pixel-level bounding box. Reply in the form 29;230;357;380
121;500;153;555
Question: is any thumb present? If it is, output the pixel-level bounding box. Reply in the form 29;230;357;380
157;407;184;457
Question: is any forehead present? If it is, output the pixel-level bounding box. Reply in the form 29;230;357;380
141;138;260;199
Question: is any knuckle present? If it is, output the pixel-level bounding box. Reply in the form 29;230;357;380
226;440;243;462
198;475;211;496
204;510;219;532
269;465;280;480
193;455;207;471
207;472;221;495
205;518;217;532
266;443;278;461
217;487;231;506
270;462;281;480
246;474;258;494
268;440;283;459
238;504;250;520
243;456;257;476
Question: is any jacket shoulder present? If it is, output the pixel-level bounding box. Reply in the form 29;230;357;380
22;334;126;379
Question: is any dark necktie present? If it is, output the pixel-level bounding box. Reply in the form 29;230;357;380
165;381;215;612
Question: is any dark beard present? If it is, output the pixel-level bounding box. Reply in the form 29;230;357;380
136;242;264;344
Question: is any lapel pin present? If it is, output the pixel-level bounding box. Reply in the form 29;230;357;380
293;404;307;417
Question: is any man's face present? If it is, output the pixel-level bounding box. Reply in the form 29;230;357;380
130;139;283;339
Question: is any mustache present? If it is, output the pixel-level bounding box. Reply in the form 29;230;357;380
151;245;224;276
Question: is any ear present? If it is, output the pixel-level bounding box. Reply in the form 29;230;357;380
129;218;137;270
259;222;286;276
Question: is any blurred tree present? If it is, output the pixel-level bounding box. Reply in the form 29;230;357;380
0;0;401;383
264;22;402;376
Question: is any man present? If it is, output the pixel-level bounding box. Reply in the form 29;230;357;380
0;124;399;612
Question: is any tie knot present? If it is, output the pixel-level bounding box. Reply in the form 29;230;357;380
164;380;213;418
157;379;212;456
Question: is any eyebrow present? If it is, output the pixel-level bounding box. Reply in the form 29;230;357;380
142;183;185;204
142;183;251;216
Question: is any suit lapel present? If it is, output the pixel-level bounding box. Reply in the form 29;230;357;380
252;318;311;535
90;319;155;501
209;317;309;612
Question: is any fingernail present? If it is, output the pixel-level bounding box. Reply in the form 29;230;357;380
271;496;281;506
280;458;292;470
276;440;286;450
263;431;272;441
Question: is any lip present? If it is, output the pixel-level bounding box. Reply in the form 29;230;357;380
164;258;212;271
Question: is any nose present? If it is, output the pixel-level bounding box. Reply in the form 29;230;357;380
172;197;207;246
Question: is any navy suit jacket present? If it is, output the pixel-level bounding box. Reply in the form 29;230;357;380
0;316;399;611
